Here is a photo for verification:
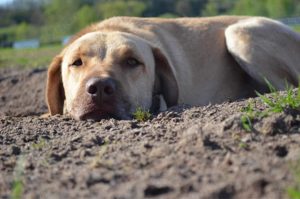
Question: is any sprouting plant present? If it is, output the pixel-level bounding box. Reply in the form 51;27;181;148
240;78;300;132
11;156;25;199
133;107;151;122
240;101;255;132
90;138;112;168
256;79;300;113
238;141;249;149
31;138;46;150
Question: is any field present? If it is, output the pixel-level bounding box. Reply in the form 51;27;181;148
1;64;300;199
0;45;61;68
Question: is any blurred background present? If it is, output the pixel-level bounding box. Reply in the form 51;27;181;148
0;0;300;68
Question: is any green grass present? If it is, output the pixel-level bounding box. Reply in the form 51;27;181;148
11;156;25;199
31;138;47;150
241;80;300;131
133;107;151;122
292;25;300;33
241;101;256;131
255;79;300;113
287;159;300;199
0;45;61;68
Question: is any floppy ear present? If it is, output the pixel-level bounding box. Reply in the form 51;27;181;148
152;48;178;107
46;55;65;115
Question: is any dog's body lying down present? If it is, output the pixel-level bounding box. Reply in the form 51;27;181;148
46;16;300;120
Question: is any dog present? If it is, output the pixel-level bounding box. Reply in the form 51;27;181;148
46;16;300;121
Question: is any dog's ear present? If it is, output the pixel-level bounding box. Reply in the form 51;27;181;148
152;48;178;107
46;55;65;115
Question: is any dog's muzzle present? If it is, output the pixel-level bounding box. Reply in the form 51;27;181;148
77;77;119;120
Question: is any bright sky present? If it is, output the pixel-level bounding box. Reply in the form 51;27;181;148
0;0;13;5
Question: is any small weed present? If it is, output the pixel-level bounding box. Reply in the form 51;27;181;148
11;156;25;199
31;138;46;150
133;107;151;122
240;101;256;131
11;180;23;199
256;79;300;113
90;138;110;168
238;142;248;149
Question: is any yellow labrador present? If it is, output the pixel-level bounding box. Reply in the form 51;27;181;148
46;16;300;120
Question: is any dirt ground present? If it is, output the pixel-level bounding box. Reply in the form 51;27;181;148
1;68;300;199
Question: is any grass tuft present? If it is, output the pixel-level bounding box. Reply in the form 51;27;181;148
11;156;25;199
240;80;300;132
133;107;151;122
31;138;46;150
240;101;256;132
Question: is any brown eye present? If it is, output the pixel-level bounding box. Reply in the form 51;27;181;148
126;58;140;67
71;58;83;67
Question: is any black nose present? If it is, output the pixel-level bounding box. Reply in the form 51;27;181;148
86;77;116;101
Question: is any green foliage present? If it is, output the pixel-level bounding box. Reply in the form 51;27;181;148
11;156;25;199
240;101;256;131
97;0;146;19
202;1;219;16
230;0;299;18
0;26;18;43
11;180;23;199
158;13;178;18
240;80;300;132
293;25;300;32
74;5;98;29
256;79;300;113
0;0;300;46
287;159;300;199
133;107;151;122
265;0;295;18
230;0;268;16
238;141;249;149
287;188;300;199
15;22;36;41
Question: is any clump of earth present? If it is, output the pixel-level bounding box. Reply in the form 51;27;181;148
1;68;300;199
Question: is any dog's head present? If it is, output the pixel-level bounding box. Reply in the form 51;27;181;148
46;32;178;120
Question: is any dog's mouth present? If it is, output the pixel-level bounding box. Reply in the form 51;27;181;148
76;104;131;121
78;109;118;121
71;96;132;121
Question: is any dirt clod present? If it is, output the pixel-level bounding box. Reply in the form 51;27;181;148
144;185;173;197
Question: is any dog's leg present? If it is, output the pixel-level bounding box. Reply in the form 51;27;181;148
225;17;300;90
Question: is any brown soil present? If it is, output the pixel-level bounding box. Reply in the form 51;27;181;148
1;68;300;199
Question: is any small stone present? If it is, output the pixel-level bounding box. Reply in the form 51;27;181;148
144;184;173;197
86;172;110;187
10;78;19;84
11;145;21;155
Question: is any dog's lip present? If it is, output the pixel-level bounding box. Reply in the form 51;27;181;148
78;108;114;121
73;96;131;121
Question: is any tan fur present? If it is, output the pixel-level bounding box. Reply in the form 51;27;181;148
46;16;300;120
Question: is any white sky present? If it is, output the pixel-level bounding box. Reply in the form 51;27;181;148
0;0;13;5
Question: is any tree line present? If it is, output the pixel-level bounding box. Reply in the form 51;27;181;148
0;0;299;46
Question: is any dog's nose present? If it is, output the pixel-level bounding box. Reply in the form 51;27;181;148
86;77;116;100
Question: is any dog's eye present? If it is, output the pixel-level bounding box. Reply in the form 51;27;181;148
126;58;140;67
71;58;83;67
